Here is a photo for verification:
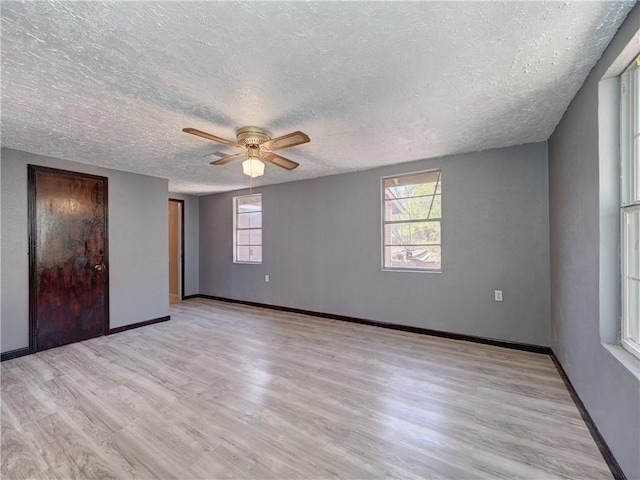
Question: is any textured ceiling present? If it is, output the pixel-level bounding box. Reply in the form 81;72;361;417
1;1;635;194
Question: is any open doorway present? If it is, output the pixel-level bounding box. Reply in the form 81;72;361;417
168;199;184;304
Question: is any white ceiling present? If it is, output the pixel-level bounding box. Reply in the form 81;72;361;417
1;1;635;195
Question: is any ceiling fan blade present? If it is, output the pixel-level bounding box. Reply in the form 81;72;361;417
262;152;299;170
210;152;246;165
204;150;232;158
262;131;310;152
183;128;239;147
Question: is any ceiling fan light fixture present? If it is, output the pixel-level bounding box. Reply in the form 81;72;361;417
242;158;265;178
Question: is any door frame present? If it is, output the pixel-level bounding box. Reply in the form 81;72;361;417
168;198;185;301
28;165;110;353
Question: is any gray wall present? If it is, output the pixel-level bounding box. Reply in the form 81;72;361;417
548;4;640;479
200;142;550;347
1;148;170;352
168;193;200;297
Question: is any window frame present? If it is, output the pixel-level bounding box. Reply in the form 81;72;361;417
381;168;442;273
233;193;262;265
620;56;640;359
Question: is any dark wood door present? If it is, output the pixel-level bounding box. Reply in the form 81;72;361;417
28;165;109;352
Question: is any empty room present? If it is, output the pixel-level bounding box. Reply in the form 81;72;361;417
1;2;639;479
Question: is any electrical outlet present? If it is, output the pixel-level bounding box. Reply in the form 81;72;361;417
265;275;270;283
494;290;503;302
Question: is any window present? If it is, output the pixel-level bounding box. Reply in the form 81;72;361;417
382;169;441;271
621;56;640;359
234;194;262;264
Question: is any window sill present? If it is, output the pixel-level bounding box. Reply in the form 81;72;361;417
603;343;640;381
382;268;442;274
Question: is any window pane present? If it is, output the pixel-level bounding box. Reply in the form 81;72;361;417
249;246;262;263
248;212;262;228
627;209;639;278
386;183;436;198
237;246;262;263
429;195;441;219
237;212;250;229
250;229;262;245
384;246;441;270
384;170;439;189
237;230;251;245
237;246;251;262
237;194;261;213
384;221;440;245
628;278;639;345
237;229;261;246
385;196;436;221
237;212;262;229
384;182;436;199
635;67;639;135
384;171;440;198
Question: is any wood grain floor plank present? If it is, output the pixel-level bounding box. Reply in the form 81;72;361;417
1;299;613;479
38;374;126;440
1;412;49;479
103;426;182;480
1;370;56;427
22;412;123;480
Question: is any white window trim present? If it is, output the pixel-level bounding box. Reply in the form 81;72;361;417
380;168;442;273
233;193;262;265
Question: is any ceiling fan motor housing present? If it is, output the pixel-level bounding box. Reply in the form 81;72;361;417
236;126;271;146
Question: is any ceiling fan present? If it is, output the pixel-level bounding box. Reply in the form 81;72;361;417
182;126;310;177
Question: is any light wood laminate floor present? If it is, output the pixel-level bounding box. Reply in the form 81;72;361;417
2;298;612;479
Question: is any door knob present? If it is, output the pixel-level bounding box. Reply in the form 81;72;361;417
93;264;105;271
